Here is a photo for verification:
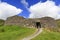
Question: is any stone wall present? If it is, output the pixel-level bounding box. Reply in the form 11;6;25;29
4;16;57;28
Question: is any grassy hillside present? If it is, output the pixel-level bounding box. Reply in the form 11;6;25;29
32;29;60;40
0;19;5;26
56;19;60;28
0;25;36;40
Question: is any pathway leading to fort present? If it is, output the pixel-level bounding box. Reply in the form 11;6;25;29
22;28;43;40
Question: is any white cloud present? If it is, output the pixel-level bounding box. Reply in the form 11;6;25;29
0;2;22;20
29;0;60;19
21;0;29;9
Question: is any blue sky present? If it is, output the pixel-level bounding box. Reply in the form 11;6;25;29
1;0;60;18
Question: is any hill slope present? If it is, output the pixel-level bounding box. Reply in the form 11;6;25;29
0;25;36;40
32;29;60;40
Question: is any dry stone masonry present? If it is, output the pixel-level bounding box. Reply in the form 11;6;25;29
4;15;57;29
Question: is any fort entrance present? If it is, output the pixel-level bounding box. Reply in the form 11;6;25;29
35;22;41;28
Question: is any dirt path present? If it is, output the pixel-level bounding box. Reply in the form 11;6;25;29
22;28;43;40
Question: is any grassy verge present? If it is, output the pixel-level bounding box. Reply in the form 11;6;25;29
32;29;60;40
0;25;36;40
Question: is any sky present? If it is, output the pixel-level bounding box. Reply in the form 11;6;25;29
0;0;60;20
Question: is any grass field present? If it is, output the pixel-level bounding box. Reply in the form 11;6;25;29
0;25;36;40
32;29;60;40
0;24;60;40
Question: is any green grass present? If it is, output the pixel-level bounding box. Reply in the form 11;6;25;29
32;29;60;40
0;25;36;40
56;20;60;28
0;19;4;26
